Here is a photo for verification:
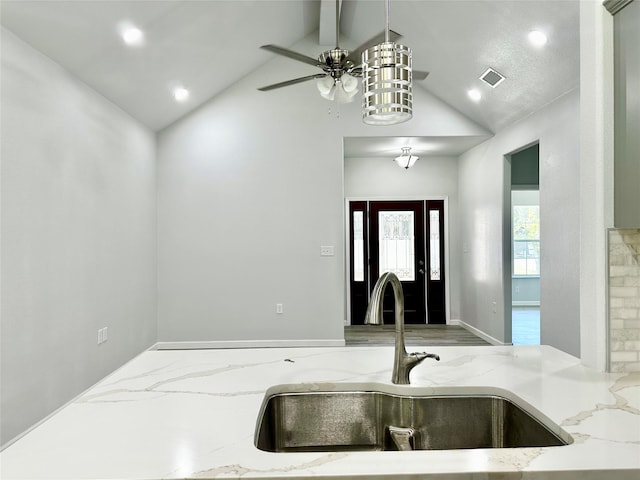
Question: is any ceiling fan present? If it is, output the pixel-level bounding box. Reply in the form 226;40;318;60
258;1;428;103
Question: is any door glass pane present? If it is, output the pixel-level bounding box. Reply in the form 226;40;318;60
429;209;441;280
353;211;364;282
378;211;415;281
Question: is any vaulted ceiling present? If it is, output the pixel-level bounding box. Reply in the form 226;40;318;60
1;0;580;142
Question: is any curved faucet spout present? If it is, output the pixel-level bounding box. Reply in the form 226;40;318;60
364;272;440;384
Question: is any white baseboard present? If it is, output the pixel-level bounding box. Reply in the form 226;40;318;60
153;339;346;350
512;301;540;307
450;319;511;346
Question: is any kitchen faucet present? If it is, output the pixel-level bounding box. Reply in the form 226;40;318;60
364;272;440;384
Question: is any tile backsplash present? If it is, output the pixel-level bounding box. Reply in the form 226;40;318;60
609;229;640;372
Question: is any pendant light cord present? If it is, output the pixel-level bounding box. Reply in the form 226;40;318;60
335;0;340;48
385;0;390;43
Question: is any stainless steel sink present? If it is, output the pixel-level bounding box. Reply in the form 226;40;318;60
254;384;573;452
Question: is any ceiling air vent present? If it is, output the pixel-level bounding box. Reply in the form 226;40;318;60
479;67;506;88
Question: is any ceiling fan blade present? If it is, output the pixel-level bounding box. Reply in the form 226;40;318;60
346;30;402;64
260;44;322;68
258;74;327;91
413;70;429;81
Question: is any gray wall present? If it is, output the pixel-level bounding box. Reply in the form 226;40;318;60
344;155;461;321
512;278;540;305
458;89;581;355
156;34;488;344
1;29;157;446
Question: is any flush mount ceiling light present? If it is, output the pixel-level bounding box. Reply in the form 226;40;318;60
394;147;419;169
362;0;413;125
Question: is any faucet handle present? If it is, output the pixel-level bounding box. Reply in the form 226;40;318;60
410;352;440;362
396;352;440;384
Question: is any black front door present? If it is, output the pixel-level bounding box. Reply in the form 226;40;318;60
349;200;446;325
369;201;426;324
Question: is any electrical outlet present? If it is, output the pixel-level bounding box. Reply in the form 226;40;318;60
492;301;497;314
276;304;284;314
320;246;334;256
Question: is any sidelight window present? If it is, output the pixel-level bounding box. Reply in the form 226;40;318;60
353;211;365;282
429;209;441;280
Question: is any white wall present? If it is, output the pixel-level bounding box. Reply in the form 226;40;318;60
156;34;488;344
0;29;157;446
458;89;581;356
344;155;461;321
579;0;614;371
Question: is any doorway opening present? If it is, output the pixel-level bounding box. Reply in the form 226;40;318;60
508;144;540;345
347;199;446;326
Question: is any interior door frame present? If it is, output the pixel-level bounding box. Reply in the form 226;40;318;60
345;196;451;326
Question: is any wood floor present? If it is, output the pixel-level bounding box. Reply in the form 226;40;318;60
344;325;490;346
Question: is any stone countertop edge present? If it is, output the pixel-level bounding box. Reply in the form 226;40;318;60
1;345;639;480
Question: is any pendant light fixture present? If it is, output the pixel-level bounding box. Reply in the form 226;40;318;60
394;147;418;169
362;0;413;125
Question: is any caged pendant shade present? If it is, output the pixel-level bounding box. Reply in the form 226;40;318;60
362;0;413;125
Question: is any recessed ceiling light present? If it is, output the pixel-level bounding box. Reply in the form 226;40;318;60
173;87;190;102
467;89;482;102
121;26;144;46
528;30;548;47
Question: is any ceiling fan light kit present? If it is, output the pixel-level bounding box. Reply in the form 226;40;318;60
316;72;358;102
362;0;413;126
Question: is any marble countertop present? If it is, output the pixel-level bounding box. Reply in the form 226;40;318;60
2;345;639;479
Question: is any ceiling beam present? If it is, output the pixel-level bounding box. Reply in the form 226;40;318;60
319;0;341;46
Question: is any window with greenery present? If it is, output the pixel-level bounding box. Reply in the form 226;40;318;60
513;205;540;276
